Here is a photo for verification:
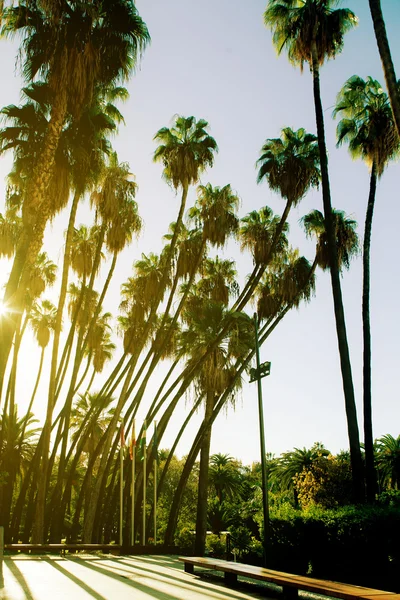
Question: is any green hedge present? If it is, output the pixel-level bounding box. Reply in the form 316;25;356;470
244;505;400;591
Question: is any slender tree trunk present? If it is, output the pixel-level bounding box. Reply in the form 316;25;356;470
310;45;364;503
194;389;215;556
49;190;81;406
368;0;400;136
21;348;45;441
82;360;135;542
363;164;378;503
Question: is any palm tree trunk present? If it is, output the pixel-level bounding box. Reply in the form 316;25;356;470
311;43;364;503
368;0;400;136
363;163;378;503
82;360;135;542
194;389;214;555
147;399;201;532
20;348;45;442
49;190;81;408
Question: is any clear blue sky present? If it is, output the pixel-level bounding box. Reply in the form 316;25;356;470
0;0;399;464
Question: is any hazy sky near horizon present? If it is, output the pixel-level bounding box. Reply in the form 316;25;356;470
0;0;399;465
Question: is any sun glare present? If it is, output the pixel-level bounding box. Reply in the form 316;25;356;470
0;300;7;316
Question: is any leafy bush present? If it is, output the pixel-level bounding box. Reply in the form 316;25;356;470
205;533;226;557
174;527;195;551
265;505;400;591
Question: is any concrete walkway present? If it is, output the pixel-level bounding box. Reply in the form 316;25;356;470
0;554;272;600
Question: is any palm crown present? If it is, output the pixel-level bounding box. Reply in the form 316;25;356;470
153;115;218;190
264;0;358;71
334;75;399;177
257;127;320;205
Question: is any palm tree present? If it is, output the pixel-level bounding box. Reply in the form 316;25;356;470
256;248;316;322
264;0;364;502
179;301;253;555
235;127;320;313
0;407;40;540
301;209;359;272
257;127;320;224
197;257;239;307
70;392;114;518
209;454;241;504
272;443;330;505
368;0;400;136
334;75;399;501
301;207;362;494
0;0;149;401
153;115;218;283
375;434;400;490
27;299;57;414
240;206;288;267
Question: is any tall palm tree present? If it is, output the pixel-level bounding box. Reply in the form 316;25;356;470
264;0;364;502
0;0;149;401
236;127;319;313
70;392;114;518
179;301;253;555
239;206;288;267
301;209;359;272
27;299;57;414
153;115;218;285
257;127;320;223
368;0;400;136
334;75;399;501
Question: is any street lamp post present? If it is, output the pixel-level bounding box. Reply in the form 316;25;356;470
249;313;270;567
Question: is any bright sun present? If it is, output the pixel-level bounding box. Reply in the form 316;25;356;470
0;301;7;316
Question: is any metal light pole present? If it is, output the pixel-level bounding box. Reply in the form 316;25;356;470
250;313;270;567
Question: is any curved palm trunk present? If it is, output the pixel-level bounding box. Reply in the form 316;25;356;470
311;45;364;503
147;400;200;534
363;163;378;502
49;190;81;403
368;0;400;136
194;389;214;555
20;347;45;442
84;367;97;396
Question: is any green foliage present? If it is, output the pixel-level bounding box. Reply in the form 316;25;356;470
266;505;400;590
205;533;226;557
229;525;253;559
174;527;195;551
293;452;353;509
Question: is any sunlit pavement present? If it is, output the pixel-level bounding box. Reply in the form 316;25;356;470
0;554;272;600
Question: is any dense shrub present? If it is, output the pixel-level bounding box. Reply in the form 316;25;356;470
263;505;400;591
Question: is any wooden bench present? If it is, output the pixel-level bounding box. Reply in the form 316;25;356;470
5;544;122;556
179;556;400;600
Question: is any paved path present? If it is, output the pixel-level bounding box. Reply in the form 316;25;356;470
0;554;272;600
